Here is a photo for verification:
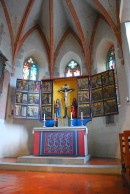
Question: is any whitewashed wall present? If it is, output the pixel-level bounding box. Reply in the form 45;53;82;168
0;122;28;158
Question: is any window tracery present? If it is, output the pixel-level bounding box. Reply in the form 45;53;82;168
65;60;80;77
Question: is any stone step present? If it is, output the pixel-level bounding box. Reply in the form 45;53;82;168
0;162;121;174
16;155;91;165
0;156;121;175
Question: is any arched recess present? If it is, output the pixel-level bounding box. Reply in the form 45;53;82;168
15;30;49;80
14;28;49;81
95;38;114;73
95;38;120;104
59;51;82;77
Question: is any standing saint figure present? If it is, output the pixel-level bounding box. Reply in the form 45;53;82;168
71;98;77;118
54;99;61;118
58;84;74;118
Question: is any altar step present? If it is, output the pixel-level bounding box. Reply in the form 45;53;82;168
0;156;121;175
16;155;91;165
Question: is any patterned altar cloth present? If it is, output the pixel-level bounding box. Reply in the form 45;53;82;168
42;131;76;156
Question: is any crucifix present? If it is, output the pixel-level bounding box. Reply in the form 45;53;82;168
58;84;74;118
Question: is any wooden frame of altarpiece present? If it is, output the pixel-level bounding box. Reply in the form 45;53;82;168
14;69;118;121
0;52;7;94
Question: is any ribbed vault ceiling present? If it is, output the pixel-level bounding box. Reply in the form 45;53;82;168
0;0;122;77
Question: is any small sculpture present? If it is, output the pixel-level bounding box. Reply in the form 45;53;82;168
71;98;77;118
58;84;74;118
54;98;61;118
58;84;74;108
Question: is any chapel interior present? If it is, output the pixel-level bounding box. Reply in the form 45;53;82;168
0;0;130;192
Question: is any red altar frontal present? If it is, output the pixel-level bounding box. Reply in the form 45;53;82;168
33;126;88;156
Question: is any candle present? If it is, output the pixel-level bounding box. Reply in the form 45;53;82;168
44;113;45;121
71;112;72;120
81;112;83;120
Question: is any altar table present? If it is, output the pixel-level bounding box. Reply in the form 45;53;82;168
33;126;88;157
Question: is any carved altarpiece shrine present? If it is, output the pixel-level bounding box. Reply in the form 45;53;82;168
14;69;118;122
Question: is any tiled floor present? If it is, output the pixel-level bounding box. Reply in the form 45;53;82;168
0;170;129;194
0;157;130;194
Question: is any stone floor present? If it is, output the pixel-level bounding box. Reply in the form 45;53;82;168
0;157;129;194
0;156;121;174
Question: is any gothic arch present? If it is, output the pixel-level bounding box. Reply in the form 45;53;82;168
95;38;114;73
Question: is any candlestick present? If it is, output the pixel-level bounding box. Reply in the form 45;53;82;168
70;119;73;126
54;113;56;127
54;113;56;121
71;112;72;120
81;119;84;126
43;119;46;127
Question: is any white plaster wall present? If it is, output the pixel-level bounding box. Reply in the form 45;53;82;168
0;122;28;158
120;0;130;23
0;70;29;158
87;19;129;158
121;23;130;99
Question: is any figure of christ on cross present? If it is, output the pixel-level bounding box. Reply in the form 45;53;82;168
58;84;74;118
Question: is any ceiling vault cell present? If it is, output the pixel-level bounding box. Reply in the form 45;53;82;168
54;28;82;63
66;0;91;74
17;25;38;55
89;15;100;62
16;25;49;62
12;0;36;74
37;26;50;62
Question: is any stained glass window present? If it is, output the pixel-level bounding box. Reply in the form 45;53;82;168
23;57;38;81
107;47;115;70
65;60;80;77
107;47;119;104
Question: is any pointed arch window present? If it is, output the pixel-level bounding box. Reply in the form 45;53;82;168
23;57;38;81
107;46;120;104
65;60;81;77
